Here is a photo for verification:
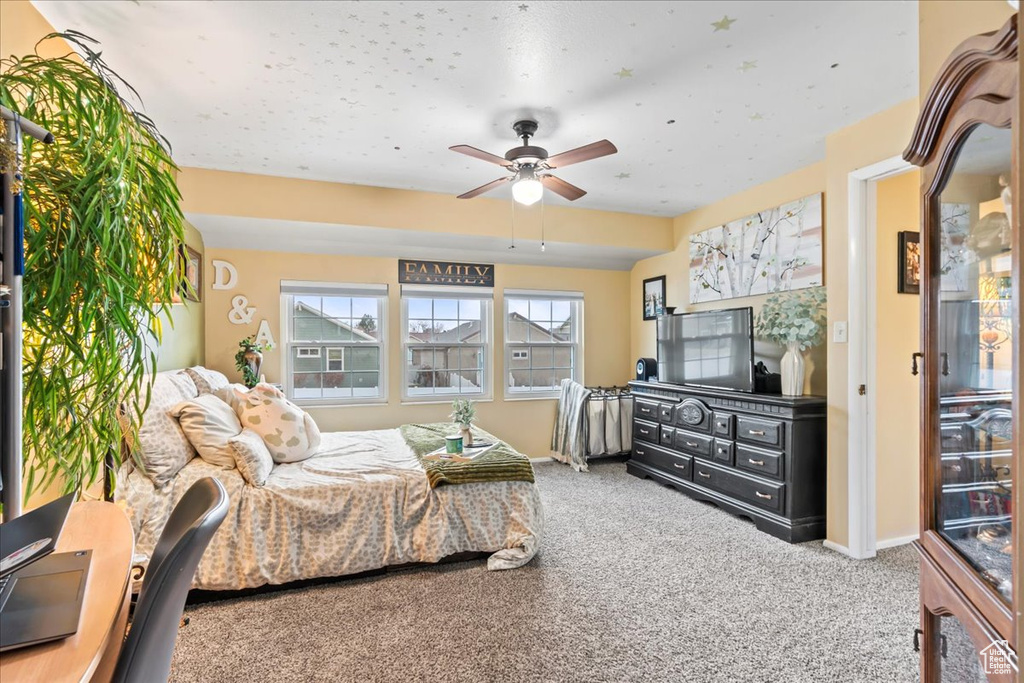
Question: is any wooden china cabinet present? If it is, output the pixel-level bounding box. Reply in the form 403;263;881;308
904;15;1021;682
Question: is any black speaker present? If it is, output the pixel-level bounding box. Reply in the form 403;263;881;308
635;357;657;381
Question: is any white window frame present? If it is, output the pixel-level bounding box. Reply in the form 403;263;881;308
280;281;388;406
504;289;584;400
401;285;493;403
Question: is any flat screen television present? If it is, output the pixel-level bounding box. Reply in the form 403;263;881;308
656;306;755;393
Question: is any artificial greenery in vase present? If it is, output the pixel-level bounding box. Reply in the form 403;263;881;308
1;32;187;498
234;336;270;389
450;398;477;447
754;287;827;396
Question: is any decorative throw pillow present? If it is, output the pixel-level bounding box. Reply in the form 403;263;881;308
135;371;199;487
233;383;321;463
213;382;249;413
228;428;275;487
170;394;243;469
184;366;231;395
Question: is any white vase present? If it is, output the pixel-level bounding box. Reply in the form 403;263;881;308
780;342;805;397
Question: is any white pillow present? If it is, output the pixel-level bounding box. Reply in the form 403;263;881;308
213;382;249;413
229;428;275;487
184;366;231;395
170;394;242;469
233;383;321;463
135;371;199;487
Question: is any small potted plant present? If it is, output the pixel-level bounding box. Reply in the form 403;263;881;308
235;335;271;389
755;287;827;396
450;398;477;447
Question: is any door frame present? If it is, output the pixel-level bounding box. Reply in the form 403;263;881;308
845;154;916;560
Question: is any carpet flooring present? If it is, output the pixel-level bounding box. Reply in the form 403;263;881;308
170;460;920;682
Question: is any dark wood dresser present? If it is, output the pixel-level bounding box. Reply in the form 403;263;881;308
626;380;827;542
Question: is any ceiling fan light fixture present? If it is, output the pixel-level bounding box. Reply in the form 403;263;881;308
512;168;543;206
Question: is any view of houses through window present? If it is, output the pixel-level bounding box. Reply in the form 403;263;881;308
283;285;386;403
403;293;491;398
505;292;582;396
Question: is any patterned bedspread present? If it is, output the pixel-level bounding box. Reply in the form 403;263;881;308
115;427;543;591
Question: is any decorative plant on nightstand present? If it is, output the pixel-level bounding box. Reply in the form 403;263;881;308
755;287;827;396
235;335;271;389
1;32;186;498
450;398;477;447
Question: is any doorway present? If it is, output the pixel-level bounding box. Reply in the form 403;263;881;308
845;156;920;560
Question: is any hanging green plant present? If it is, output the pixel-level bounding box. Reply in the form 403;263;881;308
0;31;186;499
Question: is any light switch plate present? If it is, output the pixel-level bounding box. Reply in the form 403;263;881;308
833;321;848;344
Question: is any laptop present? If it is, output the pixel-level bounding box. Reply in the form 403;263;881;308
0;493;92;652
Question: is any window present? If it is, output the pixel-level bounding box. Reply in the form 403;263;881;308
281;281;387;404
504;289;583;398
402;285;492;400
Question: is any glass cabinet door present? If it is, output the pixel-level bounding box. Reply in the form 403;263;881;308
935;124;1015;602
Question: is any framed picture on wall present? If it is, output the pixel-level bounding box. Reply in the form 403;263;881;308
898;231;920;294
178;244;202;302
643;275;666;320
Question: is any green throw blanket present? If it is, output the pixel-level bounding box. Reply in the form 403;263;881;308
400;423;536;489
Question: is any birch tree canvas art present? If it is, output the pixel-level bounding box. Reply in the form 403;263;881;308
689;193;823;303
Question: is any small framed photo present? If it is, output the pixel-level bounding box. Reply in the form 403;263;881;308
643;275;666;320
178;244;202;302
898;231;920;295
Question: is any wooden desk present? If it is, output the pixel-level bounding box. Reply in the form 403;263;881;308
0;501;135;683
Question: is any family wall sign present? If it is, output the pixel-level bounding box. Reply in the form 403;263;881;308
398;259;494;287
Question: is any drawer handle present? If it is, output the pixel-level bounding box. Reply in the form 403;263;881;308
747;458;765;466
673;463;687;470
748;429;766;436
718;448;727;454
948;434;963;441
950;464;962;472
717;421;727;428
755;491;772;500
697;471;711;479
684;441;699;448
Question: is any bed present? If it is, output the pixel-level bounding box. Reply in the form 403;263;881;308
115;372;543;591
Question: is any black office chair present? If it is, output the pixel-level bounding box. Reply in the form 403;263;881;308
111;477;229;683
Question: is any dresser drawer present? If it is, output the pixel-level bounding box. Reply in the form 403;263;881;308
712;439;734;466
635;399;660;421
658;403;675;423
632;441;692;480
673;430;713;459
634;418;659;444
660;425;676;448
712;412;735;439
735;443;784;480
736;416;785;448
940;423;968;453
691;463;785;514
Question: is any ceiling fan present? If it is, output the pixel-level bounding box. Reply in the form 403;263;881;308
450;120;617;205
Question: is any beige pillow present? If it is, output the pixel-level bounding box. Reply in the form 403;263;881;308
213;382;249;413
135;371;199;487
233;383;321;463
170;394;242;469
229;428;275;487
184;367;231;395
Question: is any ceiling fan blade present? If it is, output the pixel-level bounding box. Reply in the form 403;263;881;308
545;140;617;169
456;177;510;199
449;144;509;166
540;175;587;201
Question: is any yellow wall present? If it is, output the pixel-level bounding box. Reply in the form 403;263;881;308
0;0;70;59
203;249;632;458
874;169;922;544
629;162;828;397
178;168;674;253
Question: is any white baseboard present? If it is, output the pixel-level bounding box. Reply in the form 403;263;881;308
529;456;556;463
876;533;919;550
822;540;853;557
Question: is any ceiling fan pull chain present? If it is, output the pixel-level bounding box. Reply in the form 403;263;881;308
540;194;546;252
509;194;516;250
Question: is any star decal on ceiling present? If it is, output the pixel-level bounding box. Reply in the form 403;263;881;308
613;67;633;79
615;173;631;179
737;60;757;73
748;113;764;121
711;15;736;32
518;4;529;11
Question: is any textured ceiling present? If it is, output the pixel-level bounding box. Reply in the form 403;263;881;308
33;0;918;217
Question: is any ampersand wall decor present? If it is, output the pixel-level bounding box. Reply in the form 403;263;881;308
228;295;256;325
